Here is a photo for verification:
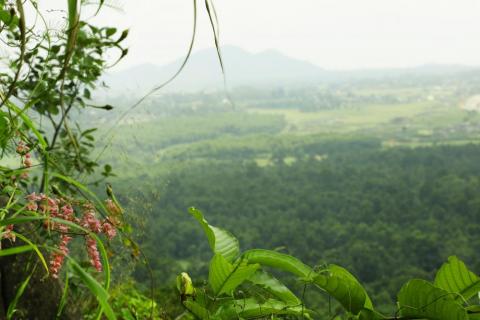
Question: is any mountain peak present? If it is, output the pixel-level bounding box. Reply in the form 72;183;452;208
104;46;326;93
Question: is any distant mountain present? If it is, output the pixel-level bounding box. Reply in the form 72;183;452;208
101;46;480;95
102;46;330;95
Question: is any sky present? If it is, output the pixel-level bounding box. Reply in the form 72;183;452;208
44;0;480;71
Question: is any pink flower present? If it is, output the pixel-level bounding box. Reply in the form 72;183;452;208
85;237;102;272
16;141;29;155
26;192;42;202
2;225;16;242
102;221;117;240
50;235;72;278
26;202;38;211
81;210;102;233
60;205;74;220
23;156;32;168
39;196;59;216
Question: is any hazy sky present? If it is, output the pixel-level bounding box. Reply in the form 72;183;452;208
55;0;480;70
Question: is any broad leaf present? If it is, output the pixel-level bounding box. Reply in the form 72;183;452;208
248;270;302;306
184;300;210;320
243;249;313;279
434;256;480;302
189;207;239;262
466;305;480;320
314;264;373;315
209;254;259;296
398;279;468;320
219;298;311;319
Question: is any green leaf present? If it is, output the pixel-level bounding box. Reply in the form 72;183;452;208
189;207;239;262
434;256;480;302
106;27;116;37
5;100;47;150
243;249;313;279
6;267;34;320
56;272;69;318
358;309;384;320
0;9;19;27
0;245;34;256
248;270;301;306
466;305;480;320
13;232;49;275
208;254;259;296
69;259;116;320
0;111;11;149
313;264;373;315
184;300;210;320
397;279;468;320
228;298;310;319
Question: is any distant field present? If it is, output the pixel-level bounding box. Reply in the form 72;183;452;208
246;101;468;134
95;84;480;180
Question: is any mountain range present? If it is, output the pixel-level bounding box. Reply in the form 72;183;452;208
101;45;478;95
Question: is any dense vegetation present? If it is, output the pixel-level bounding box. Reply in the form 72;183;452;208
121;140;480;316
2;1;480;319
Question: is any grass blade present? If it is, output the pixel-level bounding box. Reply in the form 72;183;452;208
56;272;69;319
0;245;33;256
69;259;116;320
14;232;49;274
6;266;35;320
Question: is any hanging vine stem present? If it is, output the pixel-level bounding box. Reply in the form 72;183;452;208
95;0;236;166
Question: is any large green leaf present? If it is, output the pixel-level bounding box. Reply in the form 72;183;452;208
214;298;310;319
434;256;480;302
184;300;210;320
398;279;468;320
208;254;259;296
313;264;372;315
248;270;302;306
243;249;313;279
466;305;480;320
189;207;239;262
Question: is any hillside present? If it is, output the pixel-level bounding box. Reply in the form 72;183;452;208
102;46;479;96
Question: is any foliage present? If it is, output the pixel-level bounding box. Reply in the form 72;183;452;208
0;1;130;318
103;281;161;320
177;209;480;319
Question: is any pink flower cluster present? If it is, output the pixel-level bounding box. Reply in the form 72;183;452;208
1;225;16;248
50;235;72;278
23;193;118;278
86;237;102;272
16;141;29;155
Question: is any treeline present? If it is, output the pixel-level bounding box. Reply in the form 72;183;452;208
118;142;480;313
